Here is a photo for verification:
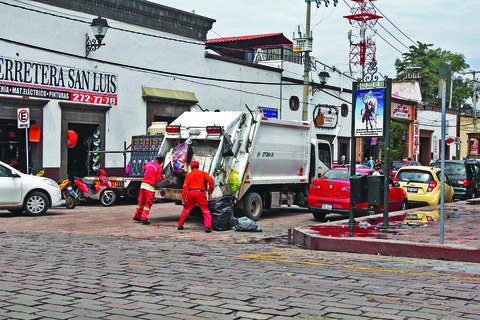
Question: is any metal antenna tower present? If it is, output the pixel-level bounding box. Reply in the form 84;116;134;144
344;0;382;79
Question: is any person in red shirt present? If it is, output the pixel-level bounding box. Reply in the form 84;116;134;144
133;155;164;225
178;160;214;233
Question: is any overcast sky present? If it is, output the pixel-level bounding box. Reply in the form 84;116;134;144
156;0;480;80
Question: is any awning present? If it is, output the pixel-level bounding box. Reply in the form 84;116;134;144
142;87;198;103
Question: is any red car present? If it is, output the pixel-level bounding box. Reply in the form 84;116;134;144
308;167;408;221
389;160;422;179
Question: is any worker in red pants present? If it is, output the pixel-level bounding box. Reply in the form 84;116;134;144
178;160;214;233
133;155;164;225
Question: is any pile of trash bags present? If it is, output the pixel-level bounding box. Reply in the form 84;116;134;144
207;195;262;232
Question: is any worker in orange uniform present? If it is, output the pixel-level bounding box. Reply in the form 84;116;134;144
178;160;214;233
133;155;164;225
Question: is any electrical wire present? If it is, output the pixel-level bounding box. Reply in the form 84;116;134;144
342;0;405;54
370;1;416;46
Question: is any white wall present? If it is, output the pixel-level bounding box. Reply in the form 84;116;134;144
417;110;457;161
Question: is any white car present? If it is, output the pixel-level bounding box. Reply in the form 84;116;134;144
0;160;64;216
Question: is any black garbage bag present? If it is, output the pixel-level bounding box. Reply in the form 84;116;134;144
208;195;234;231
222;133;234;157
233;217;262;232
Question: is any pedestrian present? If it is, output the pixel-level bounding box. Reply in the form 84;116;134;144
373;159;381;170
178;160;214;233
133;155;164;225
368;157;374;169
362;157;370;167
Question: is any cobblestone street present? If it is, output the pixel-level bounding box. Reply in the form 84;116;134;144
1;202;480;319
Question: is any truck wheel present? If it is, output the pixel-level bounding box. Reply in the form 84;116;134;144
243;192;262;221
24;191;49;216
100;190;117;206
312;211;326;221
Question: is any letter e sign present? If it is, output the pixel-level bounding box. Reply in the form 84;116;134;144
17;108;30;128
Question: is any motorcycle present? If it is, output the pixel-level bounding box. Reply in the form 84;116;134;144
73;169;117;206
30;169;77;209
59;179;79;209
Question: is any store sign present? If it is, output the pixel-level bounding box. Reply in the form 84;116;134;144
359;81;385;89
471;142;478;155
0;56;118;105
413;121;419;155
393;103;409;119
313;105;338;128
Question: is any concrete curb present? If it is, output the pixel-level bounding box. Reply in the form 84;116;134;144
292;200;480;262
292;227;480;262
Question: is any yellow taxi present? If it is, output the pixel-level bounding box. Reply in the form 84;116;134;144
394;166;454;207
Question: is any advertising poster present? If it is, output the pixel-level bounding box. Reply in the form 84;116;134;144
355;89;385;137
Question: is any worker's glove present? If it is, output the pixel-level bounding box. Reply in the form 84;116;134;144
182;199;186;206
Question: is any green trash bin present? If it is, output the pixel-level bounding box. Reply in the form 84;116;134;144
367;174;385;205
350;174;368;205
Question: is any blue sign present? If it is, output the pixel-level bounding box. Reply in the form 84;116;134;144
258;107;278;119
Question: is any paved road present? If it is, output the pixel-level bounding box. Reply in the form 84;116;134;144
1;202;480;319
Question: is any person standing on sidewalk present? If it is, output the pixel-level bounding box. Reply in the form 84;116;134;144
178;160;214;233
133;155;164;225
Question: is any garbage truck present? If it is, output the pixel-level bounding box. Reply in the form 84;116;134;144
156;109;331;220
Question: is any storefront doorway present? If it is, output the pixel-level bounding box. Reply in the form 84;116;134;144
67;123;99;179
60;103;109;181
0;98;46;173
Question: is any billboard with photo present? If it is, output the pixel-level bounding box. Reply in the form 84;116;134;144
355;88;385;137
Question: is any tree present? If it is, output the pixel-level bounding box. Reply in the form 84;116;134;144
381;122;405;161
394;41;470;107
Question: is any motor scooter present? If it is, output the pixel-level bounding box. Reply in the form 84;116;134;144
58;179;79;209
73;169;117;206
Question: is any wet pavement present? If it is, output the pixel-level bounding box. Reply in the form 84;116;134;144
293;199;480;262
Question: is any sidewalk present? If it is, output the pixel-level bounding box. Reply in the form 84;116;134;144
292;198;480;262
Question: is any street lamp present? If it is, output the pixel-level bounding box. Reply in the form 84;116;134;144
318;71;330;86
86;16;109;56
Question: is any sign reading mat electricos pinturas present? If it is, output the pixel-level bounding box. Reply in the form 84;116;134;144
0;56;118;105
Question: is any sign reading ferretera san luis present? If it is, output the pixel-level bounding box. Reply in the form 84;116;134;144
0;56;118;105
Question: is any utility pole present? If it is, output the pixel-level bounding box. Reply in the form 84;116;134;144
301;2;312;122
461;70;479;132
295;0;338;121
474;71;478;132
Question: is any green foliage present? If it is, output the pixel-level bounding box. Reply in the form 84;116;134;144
394;41;471;107
381;122;405;161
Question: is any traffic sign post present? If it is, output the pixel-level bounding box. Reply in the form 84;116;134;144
17;108;30;174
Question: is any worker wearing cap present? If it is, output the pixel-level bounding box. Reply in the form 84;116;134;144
178;160;214;233
133;155;164;225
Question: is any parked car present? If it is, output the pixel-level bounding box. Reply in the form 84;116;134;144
308;167;408;221
389;160;422;179
431;160;480;200
0;160;64;216
394;165;454;207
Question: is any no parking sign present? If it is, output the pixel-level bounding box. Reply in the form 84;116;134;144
17;108;30;128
